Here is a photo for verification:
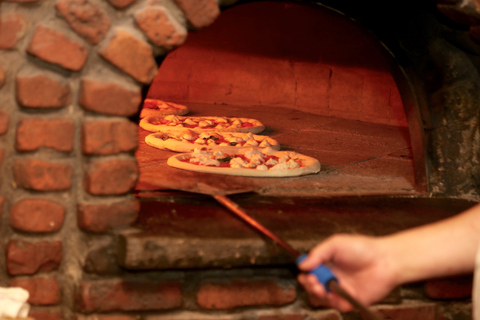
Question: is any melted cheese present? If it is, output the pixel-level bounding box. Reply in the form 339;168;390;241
244;139;259;147
230;157;248;168
245;148;262;159
184;118;197;125
259;140;272;148
270;163;290;171
265;158;278;166
199;120;214;128
213;151;226;159
287;159;300;169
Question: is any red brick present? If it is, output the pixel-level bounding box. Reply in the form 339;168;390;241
16;118;75;152
10;199;65;233
0;197;4;220
99;29;157;83
14;158;73;191
27;25;88;71
28;308;63;320
0;110;9;135
10;277;61;305
77;315;136;320
77;279;182;312
78;78;142;116
84;159;138;195
425;276;473;299
0;14;27;49
134;5;187;50
197;279;296;309
83;244;121;275
55;0;111;45
16;69;71;109
173;0;220;29
374;303;436;320
261;313;340;320
7;240;62;275
0;64;5;88
82;119;138;155
106;0;137;9
78;199;139;233
259;314;308;320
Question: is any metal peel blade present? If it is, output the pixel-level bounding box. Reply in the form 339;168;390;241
213;194;384;320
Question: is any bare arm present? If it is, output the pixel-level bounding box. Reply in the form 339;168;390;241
298;203;480;311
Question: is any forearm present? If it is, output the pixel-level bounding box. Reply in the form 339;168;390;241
383;203;480;286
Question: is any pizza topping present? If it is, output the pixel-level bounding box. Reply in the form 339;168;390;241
199;120;214;128
181;130;197;141
259;139;273;148
182;147;304;171
218;156;232;163
194;138;206;145
184;118;197;126
266;158;278;166
226;136;243;143
271;159;301;170
256;164;269;171
244;139;259;147
149;116;260;130
165;115;180;122
230;157;249;168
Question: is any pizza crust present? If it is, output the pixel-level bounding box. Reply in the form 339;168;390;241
139;99;189;118
139;115;265;134
167;147;321;177
145;131;281;153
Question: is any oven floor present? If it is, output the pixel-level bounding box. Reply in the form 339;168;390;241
135;103;418;197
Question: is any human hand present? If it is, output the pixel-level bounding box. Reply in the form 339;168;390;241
297;234;398;312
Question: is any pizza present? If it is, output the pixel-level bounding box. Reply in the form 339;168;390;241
145;129;280;153
139;115;265;134
167;147;321;177
139;99;189;118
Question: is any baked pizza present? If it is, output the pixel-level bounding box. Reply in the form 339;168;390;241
139;115;265;134
167;147;321;177
145;129;280;153
139;99;189;118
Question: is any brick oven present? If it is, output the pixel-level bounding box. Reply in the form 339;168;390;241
1;0;479;319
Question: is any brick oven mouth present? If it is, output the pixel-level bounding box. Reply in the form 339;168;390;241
133;0;422;199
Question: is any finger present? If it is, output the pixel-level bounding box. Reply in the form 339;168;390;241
298;273;328;298
327;293;354;312
298;236;343;271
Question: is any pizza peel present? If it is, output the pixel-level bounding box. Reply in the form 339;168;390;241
203;185;383;320
139;169;383;320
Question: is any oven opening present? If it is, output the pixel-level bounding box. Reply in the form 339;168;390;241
134;0;424;198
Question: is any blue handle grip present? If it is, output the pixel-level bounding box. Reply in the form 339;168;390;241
297;254;338;292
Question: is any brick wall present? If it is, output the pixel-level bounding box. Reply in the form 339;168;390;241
0;0;479;319
0;0;223;318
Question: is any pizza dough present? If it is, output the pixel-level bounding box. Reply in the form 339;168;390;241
167;147;321;177
146;130;281;153
139;99;189;118
139;115;265;134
